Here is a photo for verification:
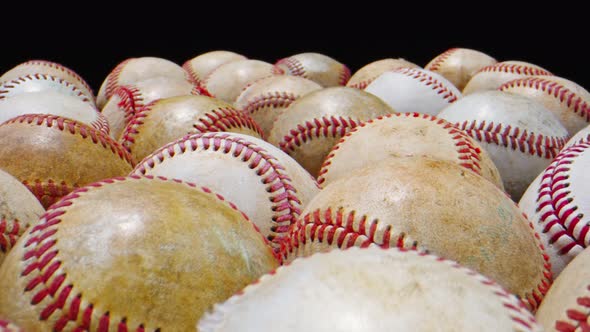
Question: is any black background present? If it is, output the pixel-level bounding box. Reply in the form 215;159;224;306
2;9;586;94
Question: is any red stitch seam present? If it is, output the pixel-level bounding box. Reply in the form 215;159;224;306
134;132;302;250
120;100;264;154
0;218;21;253
275;57;306;77
20;175;276;330
500;77;590;123
0;114;133;165
535;144;589;256
22;179;76;209
104;59;133;102
425;48;459;72
181;60;202;86
555;285;590;331
457;120;567;159
20;60;94;97
478;63;553;76
110;85;145;126
338;65;352;86
316;113;483;185
0;73;91;103
393;67;459;102
0;319;22;331
241;92;298;115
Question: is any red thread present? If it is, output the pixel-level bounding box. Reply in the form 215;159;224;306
275;57;306;77
425;48;459;72
0;218;21;253
104;59;133;102
392;67;459;103
478;62;553;76
241;92;298;115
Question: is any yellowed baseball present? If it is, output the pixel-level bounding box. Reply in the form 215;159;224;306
275;52;351;87
0;175;279;331
183;50;247;86
463;60;553;95
346;58;420;90
425;48;497;91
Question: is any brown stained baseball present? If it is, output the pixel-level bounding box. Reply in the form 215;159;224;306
235;75;322;137
199;247;543;332
0;73;94;104
500;75;590;135
0;59;95;103
425;48;497;91
283;157;551;312
200;59;283;104
346;58;421;90
132;132;320;250
535;246;590;331
0;91;109;134
183;50;247;86
0;114;133;209
101;77;197;140
120;95;264;165
274;52;351;87
0;175;279;331
462;60;553;95
318;112;504;190
96;57;188;109
0;318;24;332
0;168;45;265
267;87;396;177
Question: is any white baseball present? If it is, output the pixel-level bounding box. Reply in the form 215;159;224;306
200;59;282;104
425;47;497;91
0;59;94;102
500;75;590;135
438;90;569;201
463;60;553;95
274;52;351;87
365;67;462;115
0;74;93;104
535;246;590;332
198;247;542;332
0;91;109;134
182;50;247;86
318;112;503;189
101;76;196;140
235;75;322;137
519;142;590;277
96;57;188;109
346;58;421;90
131;132;320;250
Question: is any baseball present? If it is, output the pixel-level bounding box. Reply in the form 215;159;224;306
0;168;45;265
499;75;590;135
183;50;247;86
0;91;109;134
120;95;263;164
234;75;322;137
346;58;420;90
519;142;590;277
267;86;395;177
199;247;543;332
199;59;283;103
132;132;320;250
425;47;497;91
96;56;188;109
0;175;279;331
317;112;503;189
0;114;133;208
101;76;197;140
462;60;553;95
0;73;93;104
564;123;590;148
274;52;351;87
283;157;551;311
364;67;462;115
0;59;95;103
437;90;569;201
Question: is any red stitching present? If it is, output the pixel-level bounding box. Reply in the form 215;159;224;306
18;174;275;330
500;77;590;123
21;179;75;209
182;60;201;86
316;112;483;185
478;62;553;76
104;59;133;102
241;92;298;115
555;285;590;331
0;73;91;103
392;67;459;103
457;120;567;159
535;143;589;257
200;62;282;98
18;60;94;98
425;48;459;72
0;319;22;331
275;57;306;77
278;116;359;155
338;64;351;86
0;218;21;254
110;85;145;127
120;99;264;154
134;132;303;249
